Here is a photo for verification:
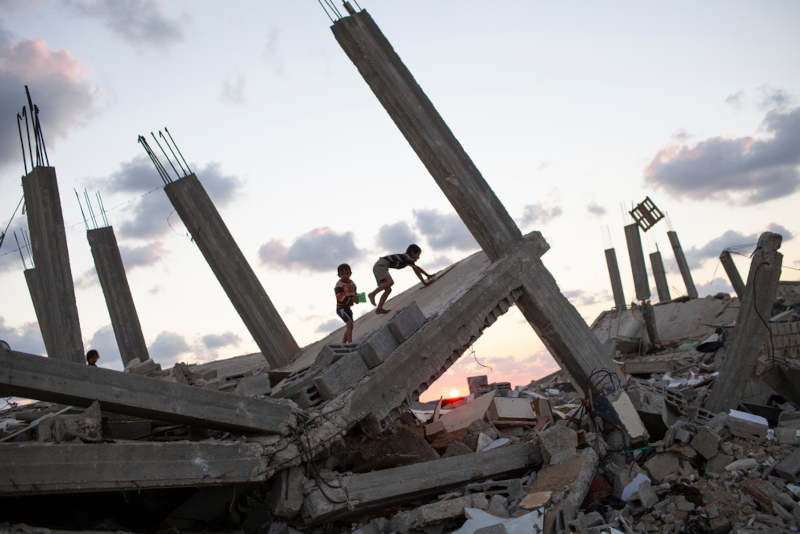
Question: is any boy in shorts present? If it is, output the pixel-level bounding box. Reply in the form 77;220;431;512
335;263;360;343
368;244;433;315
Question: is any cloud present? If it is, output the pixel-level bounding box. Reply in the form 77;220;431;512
563;289;608;307
259;227;364;273
73;267;99;288
315;318;343;334
63;0;185;52
120;241;166;269
86;324;122;369
643;107;800;205
148;330;191;362
376;221;418;253
725;90;745;110
0;317;46;355
0;37;99;171
757;85;794;111
413;209;477;251
261;27;283;75
519;202;563;226
201;331;241;350
98;156;241;239
221;68;246;104
683;223;793;268
586;201;606;217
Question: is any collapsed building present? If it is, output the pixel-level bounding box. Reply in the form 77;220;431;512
2;4;799;534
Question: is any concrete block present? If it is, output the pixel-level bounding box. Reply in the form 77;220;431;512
314;343;357;368
387;301;426;343
234;374;272;397
613;464;647;499
775;427;800;445
474;524;507;534
487;494;509;517
675;427;693;444
388;493;489;534
705;453;734;475
627;480;658;512
609;390;649;443
129;358;158;375
467;376;488;394
357;326;398;368
728;410;768;441
488;397;535;422
691;427;721;460
643;453;680;483
271;465;305;518
775;449;800;483
313;351;370;400
539;425;578;464
192;368;217;382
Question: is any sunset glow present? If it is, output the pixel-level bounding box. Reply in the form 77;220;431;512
449;389;459;398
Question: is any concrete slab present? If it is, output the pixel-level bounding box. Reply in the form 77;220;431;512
0;349;294;434
0;441;266;494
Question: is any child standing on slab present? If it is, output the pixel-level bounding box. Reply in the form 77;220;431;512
368;244;433;315
335;263;359;343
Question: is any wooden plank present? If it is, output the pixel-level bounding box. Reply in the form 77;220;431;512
438;390;496;432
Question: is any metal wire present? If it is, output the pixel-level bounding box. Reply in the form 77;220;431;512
164;128;192;175
74;189;90;231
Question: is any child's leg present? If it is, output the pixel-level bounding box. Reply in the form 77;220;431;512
343;319;354;343
375;278;394;314
369;278;393;306
369;259;391;306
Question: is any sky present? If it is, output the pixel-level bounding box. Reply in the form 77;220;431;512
1;0;799;402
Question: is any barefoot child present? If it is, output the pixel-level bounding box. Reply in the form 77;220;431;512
368;244;433;315
335;263;360;343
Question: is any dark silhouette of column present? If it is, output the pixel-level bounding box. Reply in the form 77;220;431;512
649;251;671;303
668;231;698;298
720;250;745;298
605;248;626;309
624;224;650;302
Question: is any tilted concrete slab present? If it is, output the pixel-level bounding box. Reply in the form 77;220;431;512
303;442;542;524
0;349;295;434
0;441;266;495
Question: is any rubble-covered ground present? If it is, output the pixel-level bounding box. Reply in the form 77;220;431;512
2;283;800;534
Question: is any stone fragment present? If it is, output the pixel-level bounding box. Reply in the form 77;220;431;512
725;458;759;472
538;424;578;464
357;325;398;369
37;401;102;443
270;466;305;518
234;374;272;397
519;491;552;510
691;426;721;460
613;464;647;499
467;376;489;395
487;494;508;517
775;448;800;483
674;427;692;444
627;480;658;513
443;441;474;458
727;410;768;441
775;427;800;445
705;453;734;475
387;302;426;343
643;453;680;483
609;390;649;443
473;525;507;534
313;351;369;400
488;398;535;422
388;493;488;534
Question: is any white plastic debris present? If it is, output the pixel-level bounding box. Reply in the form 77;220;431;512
452;507;544;534
481;437;510;452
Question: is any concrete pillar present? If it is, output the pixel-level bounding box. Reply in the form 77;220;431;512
604;248;626;310
624;224;650;302
667;231;698;299
23;268;55;356
87;226;149;366
164;174;298;368
22;166;84;363
720;250;746;298
705;232;782;413
331;10;625;395
649;251;671;303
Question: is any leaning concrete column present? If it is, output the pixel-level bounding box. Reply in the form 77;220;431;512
720;250;746;299
667;231;698;299
23;268;55;356
87;226;149;366
649;250;671;303
331;9;624;394
624;224;650;302
705;232;782;413
605;248;626;310
164;174;298;368
22;167;84;363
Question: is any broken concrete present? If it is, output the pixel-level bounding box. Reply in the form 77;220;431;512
388;493;489;534
271;465;305;518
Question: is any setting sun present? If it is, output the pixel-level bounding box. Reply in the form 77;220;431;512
449;389;459;398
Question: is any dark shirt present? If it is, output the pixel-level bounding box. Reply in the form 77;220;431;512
382;253;416;270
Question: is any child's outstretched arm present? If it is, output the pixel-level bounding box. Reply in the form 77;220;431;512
412;265;433;285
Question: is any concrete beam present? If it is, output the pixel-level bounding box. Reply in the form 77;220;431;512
0;441;266;495
304;442;541;523
23;268;55;357
331;10;624;398
649;251;671;303
624;224;650;302
667;231;698;299
87;226;149;366
331;11;521;262
720;250;746;299
164;174;299;368
22;166;84;363
706;232;782;413
0;349;294;434
605;248;626;310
